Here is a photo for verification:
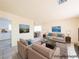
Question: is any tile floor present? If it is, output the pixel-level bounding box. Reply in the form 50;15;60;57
0;39;21;59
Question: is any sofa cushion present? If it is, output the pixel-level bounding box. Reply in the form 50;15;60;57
52;33;57;36
28;47;48;59
57;33;64;38
32;44;54;59
48;33;52;36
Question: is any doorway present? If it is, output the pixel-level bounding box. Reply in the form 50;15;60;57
0;18;12;59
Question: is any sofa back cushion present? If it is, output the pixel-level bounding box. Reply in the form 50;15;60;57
20;39;28;46
32;44;54;59
57;33;64;38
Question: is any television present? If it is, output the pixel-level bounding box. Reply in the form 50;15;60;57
52;26;61;32
19;24;29;33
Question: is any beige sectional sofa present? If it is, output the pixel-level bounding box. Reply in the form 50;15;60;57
17;39;60;59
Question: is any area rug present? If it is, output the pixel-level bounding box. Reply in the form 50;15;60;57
56;42;68;59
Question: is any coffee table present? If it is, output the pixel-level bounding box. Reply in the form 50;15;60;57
46;40;56;49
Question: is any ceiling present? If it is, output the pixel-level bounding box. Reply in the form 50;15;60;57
0;0;79;21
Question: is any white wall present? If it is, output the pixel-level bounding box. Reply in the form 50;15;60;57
0;10;34;46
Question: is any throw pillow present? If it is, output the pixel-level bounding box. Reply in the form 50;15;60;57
26;39;32;45
48;33;52;36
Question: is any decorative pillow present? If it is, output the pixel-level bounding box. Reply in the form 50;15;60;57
26;39;32;45
48;33;52;36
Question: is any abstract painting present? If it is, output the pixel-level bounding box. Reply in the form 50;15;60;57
52;26;61;32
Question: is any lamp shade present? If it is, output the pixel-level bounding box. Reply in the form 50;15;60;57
67;31;71;36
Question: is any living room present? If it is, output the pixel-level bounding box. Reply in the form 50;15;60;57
0;0;79;59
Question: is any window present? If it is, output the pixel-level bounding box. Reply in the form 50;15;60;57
34;26;42;32
34;26;42;37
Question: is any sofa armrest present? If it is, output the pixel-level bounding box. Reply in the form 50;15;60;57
28;47;48;59
17;41;28;59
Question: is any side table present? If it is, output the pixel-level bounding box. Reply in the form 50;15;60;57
65;36;71;43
